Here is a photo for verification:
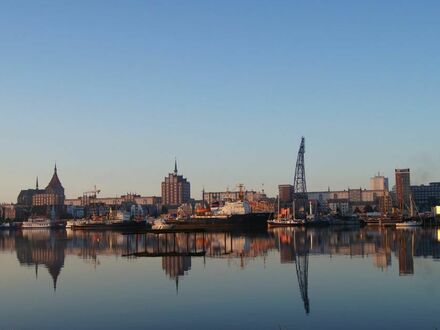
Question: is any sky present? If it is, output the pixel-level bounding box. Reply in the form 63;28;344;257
1;0;439;202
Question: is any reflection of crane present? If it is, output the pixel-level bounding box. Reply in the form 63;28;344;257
293;229;310;314
82;186;101;206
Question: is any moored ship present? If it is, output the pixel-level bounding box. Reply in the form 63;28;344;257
22;207;65;230
22;216;65;229
169;201;271;230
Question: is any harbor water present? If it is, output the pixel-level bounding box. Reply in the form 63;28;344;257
0;227;439;329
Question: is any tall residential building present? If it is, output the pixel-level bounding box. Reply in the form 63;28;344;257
370;174;389;191
161;160;190;206
395;168;411;212
278;184;294;204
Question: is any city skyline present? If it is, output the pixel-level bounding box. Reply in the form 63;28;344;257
1;1;440;201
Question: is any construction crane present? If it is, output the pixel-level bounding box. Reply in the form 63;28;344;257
82;186;101;206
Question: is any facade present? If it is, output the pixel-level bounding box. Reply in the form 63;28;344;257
65;194;162;207
278;184;293;204
17;177;41;208
14;166;66;218
395;169;411;212
370;174;389;191
161;161;191;206
411;182;440;212
0;204;16;220
203;189;267;205
308;188;387;214
32;165;65;215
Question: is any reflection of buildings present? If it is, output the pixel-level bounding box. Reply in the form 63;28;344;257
15;231;67;290
162;256;191;292
397;230;414;276
2;227;440;295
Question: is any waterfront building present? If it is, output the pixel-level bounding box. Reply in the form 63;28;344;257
308;188;387;214
395;169;411;212
370;174;389;191
411;182;440;212
65;194;162;218
161;160;190;206
203;189;267;205
0;204;16;220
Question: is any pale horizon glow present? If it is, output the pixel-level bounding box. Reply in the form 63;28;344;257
1;1;440;202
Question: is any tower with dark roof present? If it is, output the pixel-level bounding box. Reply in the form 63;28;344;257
31;164;66;216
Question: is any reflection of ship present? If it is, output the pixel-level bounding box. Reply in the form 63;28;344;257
396;220;421;228
67;219;150;230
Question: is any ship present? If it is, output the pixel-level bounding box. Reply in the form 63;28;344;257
67;210;151;230
22;207;65;230
168;201;271;230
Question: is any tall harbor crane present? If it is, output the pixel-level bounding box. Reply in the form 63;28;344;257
293;137;308;213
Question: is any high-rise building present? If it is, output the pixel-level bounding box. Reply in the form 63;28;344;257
370;174;389;191
278;184;294;204
395;168;411;212
161;160;190;206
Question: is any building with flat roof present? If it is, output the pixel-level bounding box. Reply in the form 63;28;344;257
411;182;440;212
308;188;387;214
278;184;293;204
370;174;389;191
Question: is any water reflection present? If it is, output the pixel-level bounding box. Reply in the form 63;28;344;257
1;227;440;314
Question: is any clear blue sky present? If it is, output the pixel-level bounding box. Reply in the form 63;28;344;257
1;0;439;202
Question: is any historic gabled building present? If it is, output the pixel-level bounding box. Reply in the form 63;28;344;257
33;164;65;207
16;164;66;218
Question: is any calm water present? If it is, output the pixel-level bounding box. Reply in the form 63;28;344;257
0;227;439;329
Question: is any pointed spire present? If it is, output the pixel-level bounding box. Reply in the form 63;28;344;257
36;176;39;190
54;162;57;174
174;157;178;175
